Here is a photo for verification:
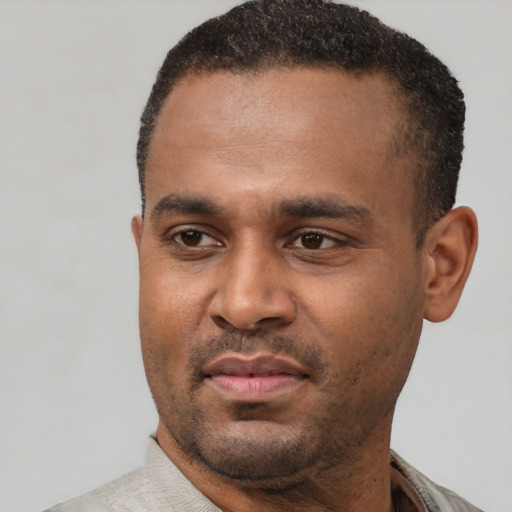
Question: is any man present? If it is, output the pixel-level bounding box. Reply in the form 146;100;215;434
47;0;481;510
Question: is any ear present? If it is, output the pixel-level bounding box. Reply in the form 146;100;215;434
423;206;478;323
131;215;143;254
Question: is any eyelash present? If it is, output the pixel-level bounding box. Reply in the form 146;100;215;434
289;230;349;250
164;227;348;251
164;227;220;248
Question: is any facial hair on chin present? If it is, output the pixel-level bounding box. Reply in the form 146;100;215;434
148;330;374;488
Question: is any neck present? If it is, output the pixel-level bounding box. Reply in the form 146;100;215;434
156;416;394;512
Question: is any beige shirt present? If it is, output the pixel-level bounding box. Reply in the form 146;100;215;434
46;438;483;512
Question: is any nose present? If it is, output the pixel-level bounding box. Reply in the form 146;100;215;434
208;244;296;331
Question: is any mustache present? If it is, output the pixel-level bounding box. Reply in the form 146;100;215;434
189;330;327;380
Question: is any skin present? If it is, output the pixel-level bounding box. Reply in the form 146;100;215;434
132;68;477;512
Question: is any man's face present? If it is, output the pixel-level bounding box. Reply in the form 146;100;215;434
134;68;428;487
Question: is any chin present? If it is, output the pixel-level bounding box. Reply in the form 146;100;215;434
179;419;337;489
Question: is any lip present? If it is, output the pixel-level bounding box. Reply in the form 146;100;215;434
203;354;308;402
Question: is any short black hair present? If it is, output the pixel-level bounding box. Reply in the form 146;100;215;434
137;0;465;244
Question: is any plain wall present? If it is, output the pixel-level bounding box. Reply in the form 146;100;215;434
1;1;511;511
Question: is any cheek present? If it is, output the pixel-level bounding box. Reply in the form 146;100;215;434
139;260;207;328
138;270;183;365
138;262;218;381
298;260;423;375
309;279;422;428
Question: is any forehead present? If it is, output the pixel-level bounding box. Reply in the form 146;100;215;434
145;67;416;225
151;66;407;154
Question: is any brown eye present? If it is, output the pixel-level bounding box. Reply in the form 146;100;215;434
301;233;325;249
172;229;221;248
178;230;203;246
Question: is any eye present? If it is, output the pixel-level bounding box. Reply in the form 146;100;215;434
291;232;340;250
172;229;220;247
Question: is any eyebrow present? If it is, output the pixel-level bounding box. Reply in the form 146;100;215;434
279;197;372;223
151;194;222;219
150;193;371;225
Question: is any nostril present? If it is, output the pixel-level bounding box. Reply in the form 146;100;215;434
211;314;292;332
256;316;282;326
208;277;296;331
212;315;232;330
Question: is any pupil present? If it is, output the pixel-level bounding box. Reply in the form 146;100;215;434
302;233;323;249
181;231;202;246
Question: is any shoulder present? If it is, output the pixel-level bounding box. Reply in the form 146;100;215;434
44;465;153;512
44;437;221;512
391;451;485;512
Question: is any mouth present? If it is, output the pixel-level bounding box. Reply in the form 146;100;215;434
202;354;309;402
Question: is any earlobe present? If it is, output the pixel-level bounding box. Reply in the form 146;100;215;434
131;215;144;253
423;206;478;323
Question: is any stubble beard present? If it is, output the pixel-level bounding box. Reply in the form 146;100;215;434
145;331;399;491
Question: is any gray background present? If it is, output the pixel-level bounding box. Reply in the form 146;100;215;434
1;1;511;511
